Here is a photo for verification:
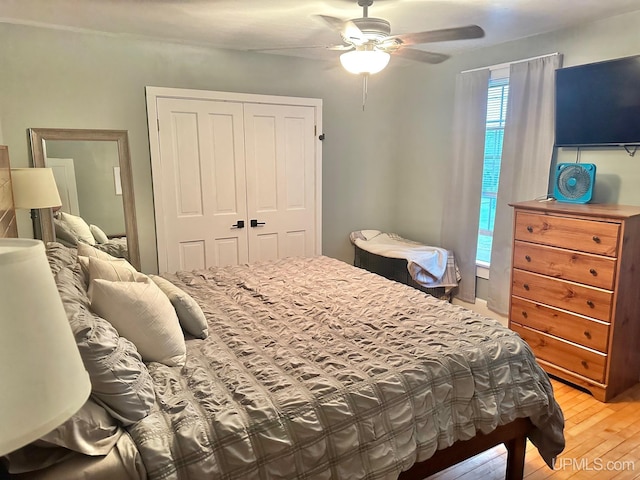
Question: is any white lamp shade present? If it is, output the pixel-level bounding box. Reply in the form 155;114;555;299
0;239;90;456
11;168;62;209
340;49;391;75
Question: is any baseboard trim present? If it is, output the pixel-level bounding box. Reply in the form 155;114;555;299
452;298;508;327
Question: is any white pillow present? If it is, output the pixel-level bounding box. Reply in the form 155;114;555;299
90;224;109;244
59;212;96;245
88;257;143;282
90;278;186;367
86;257;146;297
77;244;136;280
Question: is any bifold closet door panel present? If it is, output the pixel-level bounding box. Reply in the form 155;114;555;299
243;103;317;263
155;97;249;273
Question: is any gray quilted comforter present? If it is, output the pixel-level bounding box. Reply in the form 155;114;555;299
128;256;564;479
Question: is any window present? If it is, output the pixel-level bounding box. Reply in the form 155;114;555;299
477;71;509;267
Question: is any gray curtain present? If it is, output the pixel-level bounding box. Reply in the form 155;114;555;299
441;69;490;303
487;54;563;314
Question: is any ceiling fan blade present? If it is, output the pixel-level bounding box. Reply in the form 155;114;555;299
247;44;352;52
328;44;355;51
387;25;485;46
393;48;450;64
315;14;345;32
314;14;365;44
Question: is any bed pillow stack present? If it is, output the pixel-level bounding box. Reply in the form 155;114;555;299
4;244;158;475
91;278;187;367
77;243;187;368
46;246;156;424
53;213;112;246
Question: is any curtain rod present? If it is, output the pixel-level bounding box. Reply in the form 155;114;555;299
461;52;559;74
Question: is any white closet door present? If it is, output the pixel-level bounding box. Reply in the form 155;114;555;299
243;103;316;262
46;158;80;216
155;97;248;273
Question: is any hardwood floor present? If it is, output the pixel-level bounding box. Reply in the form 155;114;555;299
430;377;640;480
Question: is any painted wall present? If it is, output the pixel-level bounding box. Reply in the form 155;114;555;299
0;23;401;272
1;9;639;276
389;9;640;298
392;9;640;244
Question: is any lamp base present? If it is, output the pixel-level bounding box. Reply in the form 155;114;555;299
30;208;42;240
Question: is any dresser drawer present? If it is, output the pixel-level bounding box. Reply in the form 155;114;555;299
511;324;606;382
511;269;613;322
514;211;619;256
513;240;616;290
510;296;609;352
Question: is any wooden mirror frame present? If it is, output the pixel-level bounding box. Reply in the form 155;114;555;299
29;128;140;270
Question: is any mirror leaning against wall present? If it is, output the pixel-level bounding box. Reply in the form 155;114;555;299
29;128;140;270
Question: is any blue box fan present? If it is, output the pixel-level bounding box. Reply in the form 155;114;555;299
553;163;596;203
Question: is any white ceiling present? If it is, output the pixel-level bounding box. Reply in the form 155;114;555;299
2;0;639;64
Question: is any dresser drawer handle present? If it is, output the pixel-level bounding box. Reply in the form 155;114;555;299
584;331;592;339
589;268;597;276
586;300;595;308
521;311;528;318
523;284;530;291
525;255;531;262
592;235;601;243
581;360;589;369
526;226;533;233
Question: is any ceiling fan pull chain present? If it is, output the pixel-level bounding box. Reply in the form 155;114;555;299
362;73;369;111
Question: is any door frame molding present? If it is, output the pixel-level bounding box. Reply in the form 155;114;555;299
146;86;323;271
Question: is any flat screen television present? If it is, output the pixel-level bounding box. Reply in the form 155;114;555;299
555;55;640;147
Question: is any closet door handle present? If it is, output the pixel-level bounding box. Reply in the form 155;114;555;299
231;220;245;229
250;219;265;228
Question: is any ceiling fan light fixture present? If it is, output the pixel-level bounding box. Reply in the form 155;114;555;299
340;49;390;74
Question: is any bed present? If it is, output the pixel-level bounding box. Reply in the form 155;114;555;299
0;157;565;480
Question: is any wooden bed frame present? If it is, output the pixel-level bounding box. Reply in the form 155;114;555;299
0;146;533;480
399;417;532;480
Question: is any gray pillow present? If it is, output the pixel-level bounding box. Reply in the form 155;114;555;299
150;274;209;339
2;399;121;473
55;267;156;425
54;217;80;247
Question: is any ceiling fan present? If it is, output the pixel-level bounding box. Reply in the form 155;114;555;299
316;0;485;74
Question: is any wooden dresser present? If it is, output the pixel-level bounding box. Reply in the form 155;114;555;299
509;200;640;401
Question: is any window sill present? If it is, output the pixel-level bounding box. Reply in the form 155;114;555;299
476;263;490;280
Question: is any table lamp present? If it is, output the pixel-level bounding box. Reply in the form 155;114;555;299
10;168;62;239
0;239;90;456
